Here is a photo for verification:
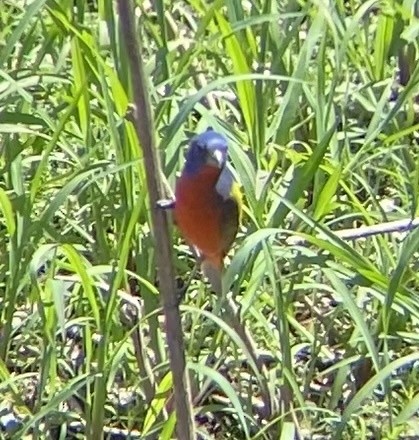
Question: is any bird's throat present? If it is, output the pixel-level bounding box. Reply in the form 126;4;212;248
181;165;222;192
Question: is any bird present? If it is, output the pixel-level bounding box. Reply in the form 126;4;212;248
174;128;242;294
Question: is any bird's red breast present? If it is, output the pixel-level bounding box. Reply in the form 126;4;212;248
174;164;225;269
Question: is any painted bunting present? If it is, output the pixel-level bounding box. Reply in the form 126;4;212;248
174;128;242;293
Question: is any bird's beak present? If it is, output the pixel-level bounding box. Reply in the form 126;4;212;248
206;149;225;168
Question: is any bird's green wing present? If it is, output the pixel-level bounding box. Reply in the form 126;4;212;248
216;167;242;256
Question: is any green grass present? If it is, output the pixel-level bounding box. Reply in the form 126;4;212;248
1;0;419;439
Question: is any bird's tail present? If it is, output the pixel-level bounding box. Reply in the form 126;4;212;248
201;258;223;295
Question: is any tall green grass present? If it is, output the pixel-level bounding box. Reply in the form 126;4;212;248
0;0;418;438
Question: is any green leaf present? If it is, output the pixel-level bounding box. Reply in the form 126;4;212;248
0;188;15;236
188;362;250;439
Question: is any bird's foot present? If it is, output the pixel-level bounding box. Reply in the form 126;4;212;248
156;198;175;209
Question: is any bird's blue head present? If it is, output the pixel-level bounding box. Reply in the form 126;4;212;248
183;128;228;175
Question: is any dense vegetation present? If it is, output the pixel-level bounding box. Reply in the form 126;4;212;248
0;0;419;439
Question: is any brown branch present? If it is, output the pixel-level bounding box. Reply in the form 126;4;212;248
116;1;195;439
287;217;419;245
